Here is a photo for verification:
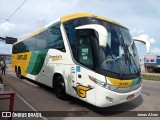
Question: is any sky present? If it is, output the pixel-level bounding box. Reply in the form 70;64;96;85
0;0;160;56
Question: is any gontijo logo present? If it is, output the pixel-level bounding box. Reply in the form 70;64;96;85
73;85;93;98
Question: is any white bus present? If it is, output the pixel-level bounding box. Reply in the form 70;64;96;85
12;13;150;107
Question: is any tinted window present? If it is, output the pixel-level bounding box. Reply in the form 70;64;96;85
47;24;65;51
23;40;29;52
77;35;93;68
28;37;36;51
35;31;47;50
14;41;29;53
12;23;65;54
63;18;90;56
12;44;18;54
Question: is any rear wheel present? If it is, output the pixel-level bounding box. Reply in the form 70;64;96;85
54;76;68;99
15;67;19;77
17;68;23;79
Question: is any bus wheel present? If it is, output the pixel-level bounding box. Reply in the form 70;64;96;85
18;68;23;79
54;76;68;100
16;70;19;77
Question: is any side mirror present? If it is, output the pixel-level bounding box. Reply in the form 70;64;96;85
76;24;108;47
133;37;151;54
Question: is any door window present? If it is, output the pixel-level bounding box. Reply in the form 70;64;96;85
77;36;93;68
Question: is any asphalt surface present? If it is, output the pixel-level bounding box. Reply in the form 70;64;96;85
0;65;160;120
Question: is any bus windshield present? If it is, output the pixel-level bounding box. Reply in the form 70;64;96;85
99;25;140;75
63;17;140;78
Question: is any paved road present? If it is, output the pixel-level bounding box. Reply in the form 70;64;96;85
0;65;160;120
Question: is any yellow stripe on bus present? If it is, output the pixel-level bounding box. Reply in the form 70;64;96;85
107;77;132;88
61;13;125;28
12;52;32;76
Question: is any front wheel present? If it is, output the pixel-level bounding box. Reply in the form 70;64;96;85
54;76;68;99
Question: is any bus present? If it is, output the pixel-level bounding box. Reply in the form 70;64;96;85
12;13;150;107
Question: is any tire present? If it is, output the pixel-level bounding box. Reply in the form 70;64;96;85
17;68;23;79
16;70;19;77
54;76;68;99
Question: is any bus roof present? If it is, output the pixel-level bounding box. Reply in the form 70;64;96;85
61;13;126;28
14;13;126;45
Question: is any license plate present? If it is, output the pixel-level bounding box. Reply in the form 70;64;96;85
127;94;134;100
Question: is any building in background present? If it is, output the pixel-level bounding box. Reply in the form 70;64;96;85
140;55;160;73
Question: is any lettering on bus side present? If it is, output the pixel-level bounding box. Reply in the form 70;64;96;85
49;55;63;61
17;54;27;60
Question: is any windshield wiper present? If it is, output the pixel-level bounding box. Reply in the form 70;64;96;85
122;40;139;74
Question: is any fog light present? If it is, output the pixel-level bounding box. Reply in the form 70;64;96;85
106;96;113;102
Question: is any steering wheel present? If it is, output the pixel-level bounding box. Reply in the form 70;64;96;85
115;56;122;61
103;59;115;64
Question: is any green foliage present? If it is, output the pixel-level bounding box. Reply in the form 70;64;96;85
142;74;160;81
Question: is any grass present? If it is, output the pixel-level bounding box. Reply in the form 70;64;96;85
142;74;160;81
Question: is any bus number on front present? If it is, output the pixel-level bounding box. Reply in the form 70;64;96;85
119;82;129;87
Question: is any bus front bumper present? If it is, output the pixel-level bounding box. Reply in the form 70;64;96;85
95;84;142;107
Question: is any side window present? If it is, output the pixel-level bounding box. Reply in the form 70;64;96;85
47;24;65;52
28;37;36;51
77;36;93;68
64;20;76;59
13;44;18;54
17;41;28;53
23;40;29;52
35;31;47;50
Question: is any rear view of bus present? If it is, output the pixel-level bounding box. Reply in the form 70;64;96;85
61;13;150;107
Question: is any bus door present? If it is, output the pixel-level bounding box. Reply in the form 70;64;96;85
75;30;96;104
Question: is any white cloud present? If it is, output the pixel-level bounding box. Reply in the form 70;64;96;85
151;47;160;55
36;17;47;27
131;28;156;44
131;28;145;36
0;22;15;37
135;34;156;44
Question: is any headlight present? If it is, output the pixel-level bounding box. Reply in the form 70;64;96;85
105;84;118;91
89;76;118;91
